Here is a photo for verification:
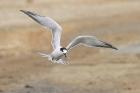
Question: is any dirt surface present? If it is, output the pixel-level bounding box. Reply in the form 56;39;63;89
0;0;140;93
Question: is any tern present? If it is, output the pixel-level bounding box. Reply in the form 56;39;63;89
20;10;117;64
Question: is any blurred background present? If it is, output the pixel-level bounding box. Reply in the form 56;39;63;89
0;0;140;93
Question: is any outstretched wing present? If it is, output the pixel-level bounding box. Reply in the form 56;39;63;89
66;35;117;51
20;10;62;49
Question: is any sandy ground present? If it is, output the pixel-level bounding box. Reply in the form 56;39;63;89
0;0;140;93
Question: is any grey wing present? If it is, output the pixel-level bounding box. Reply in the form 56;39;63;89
20;10;62;49
66;35;117;51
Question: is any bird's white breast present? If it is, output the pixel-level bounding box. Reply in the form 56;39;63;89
51;48;63;60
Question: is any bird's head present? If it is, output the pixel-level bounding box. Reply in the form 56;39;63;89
60;47;68;57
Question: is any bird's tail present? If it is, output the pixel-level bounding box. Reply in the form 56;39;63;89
38;52;52;61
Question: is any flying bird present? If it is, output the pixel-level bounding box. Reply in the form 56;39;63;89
20;10;117;64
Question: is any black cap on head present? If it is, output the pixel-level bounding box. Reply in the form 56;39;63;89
60;47;67;52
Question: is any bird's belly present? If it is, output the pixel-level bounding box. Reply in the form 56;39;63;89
51;50;63;60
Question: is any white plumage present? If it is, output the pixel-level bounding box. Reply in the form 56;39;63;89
21;10;117;64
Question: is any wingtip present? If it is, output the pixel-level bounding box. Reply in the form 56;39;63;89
112;46;118;50
100;40;118;50
20;10;24;12
20;10;27;13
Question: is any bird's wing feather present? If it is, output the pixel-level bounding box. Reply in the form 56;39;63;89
66;35;117;50
20;10;62;49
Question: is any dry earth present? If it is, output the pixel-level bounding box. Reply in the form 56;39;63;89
0;0;140;93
